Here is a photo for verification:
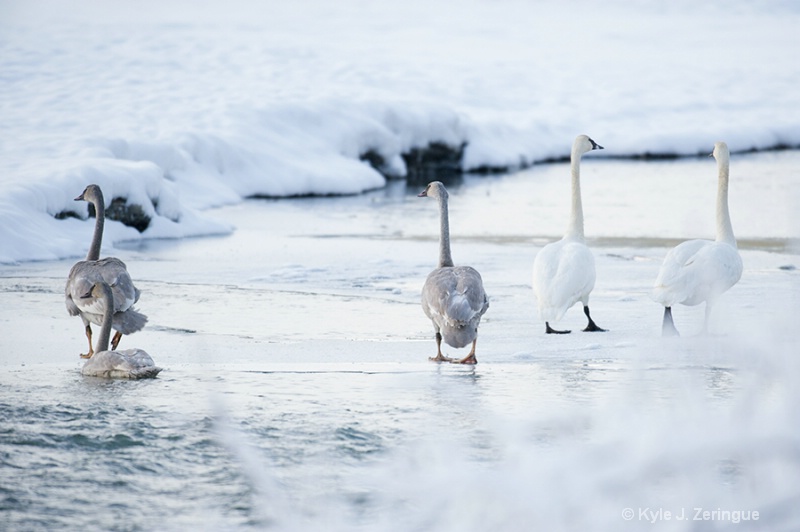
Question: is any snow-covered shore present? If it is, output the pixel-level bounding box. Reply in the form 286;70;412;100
1;0;799;263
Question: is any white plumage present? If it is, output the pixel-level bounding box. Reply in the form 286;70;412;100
532;135;606;334
651;141;742;336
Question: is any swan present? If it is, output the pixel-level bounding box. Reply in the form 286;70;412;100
419;181;489;364
81;281;161;379
65;184;147;358
532;134;606;334
651;141;742;336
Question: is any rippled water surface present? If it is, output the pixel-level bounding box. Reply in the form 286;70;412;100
2;154;799;531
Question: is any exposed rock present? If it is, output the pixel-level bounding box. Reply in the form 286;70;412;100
359;149;402;179
88;197;151;233
401;141;466;185
469;162;525;175
360;141;471;184
54;210;82;220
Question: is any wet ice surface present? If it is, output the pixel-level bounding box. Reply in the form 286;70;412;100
1;155;799;531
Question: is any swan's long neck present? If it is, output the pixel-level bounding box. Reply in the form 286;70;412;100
566;149;585;240
87;198;105;261
95;283;114;353
715;156;736;246
437;194;454;268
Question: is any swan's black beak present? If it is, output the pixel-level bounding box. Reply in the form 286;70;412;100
591;140;604;150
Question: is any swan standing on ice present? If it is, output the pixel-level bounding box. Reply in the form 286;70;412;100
419;181;489;364
81;281;161;379
65;184;147;358
651;141;742;336
532;134;606;334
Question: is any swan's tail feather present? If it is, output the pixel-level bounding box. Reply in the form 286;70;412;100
446;294;475;324
112;307;148;335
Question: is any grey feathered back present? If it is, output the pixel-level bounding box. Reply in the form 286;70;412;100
419;181;489;349
65;185;147;341
422;266;489;348
81;348;162;379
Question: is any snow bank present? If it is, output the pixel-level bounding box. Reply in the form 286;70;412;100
1;0;799;263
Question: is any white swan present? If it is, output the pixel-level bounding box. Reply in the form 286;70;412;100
651;141;743;336
65;184;147;358
81;281;161;379
532;134;606;334
419;181;489;364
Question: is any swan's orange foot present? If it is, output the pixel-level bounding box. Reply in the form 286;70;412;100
454;354;477;365
429;354;455;363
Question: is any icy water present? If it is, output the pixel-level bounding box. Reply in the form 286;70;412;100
2;153;799;531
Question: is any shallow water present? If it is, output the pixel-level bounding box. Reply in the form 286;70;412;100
1;153;799;531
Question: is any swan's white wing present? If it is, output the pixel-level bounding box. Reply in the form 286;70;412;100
652;239;742;306
684;243;742;305
652;239;710;306
532;239;596;322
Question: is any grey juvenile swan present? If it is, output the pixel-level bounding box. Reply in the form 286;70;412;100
651;141;743;336
419;181;489;364
81;281;161;379
532;134;606;334
65;184;147;358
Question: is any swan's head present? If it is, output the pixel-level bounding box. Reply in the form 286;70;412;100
574;135;604;156
418;181;448;200
89;281;113;302
75;184;104;204
711;141;729;162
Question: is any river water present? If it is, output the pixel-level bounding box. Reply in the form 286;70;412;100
1;152;799;531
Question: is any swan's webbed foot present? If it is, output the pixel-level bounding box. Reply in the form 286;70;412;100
661;307;680;337
583;322;606;332
454;354;477;365
81;324;94;358
582;306;606;332
662;325;680;337
546;322;571;334
452;340;478;365
111;331;123;351
429;332;454;362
